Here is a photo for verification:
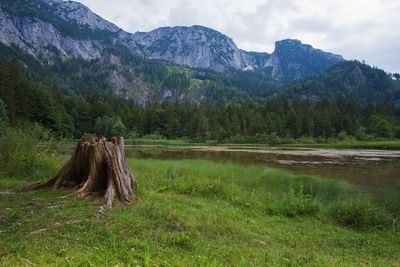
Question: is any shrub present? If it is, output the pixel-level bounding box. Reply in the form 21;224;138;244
125;130;140;139
0;97;8;132
143;132;165;140
94;115;126;137
0;124;60;179
34;152;65;180
355;126;368;141
281;136;297;144
266;132;281;145
0;127;39;178
371;115;394;138
327;197;395;228
297;136;316;144
337;131;356;142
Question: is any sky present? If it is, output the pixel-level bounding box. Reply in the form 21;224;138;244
77;0;400;73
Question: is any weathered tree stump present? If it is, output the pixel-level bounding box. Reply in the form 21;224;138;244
27;136;136;208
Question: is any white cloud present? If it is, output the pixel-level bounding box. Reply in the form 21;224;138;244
77;0;400;72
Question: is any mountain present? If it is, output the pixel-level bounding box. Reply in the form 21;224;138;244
130;27;344;81
264;39;344;82
130;25;246;72
284;61;400;103
0;0;398;106
0;0;120;62
0;0;343;82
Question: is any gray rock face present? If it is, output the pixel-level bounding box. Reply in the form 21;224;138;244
127;28;344;80
50;0;120;32
0;0;345;82
241;50;270;70
129;28;345;81
130;26;246;72
264;39;344;81
0;8;102;62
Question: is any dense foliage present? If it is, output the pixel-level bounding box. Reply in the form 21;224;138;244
1;58;399;141
285;61;400;105
0;97;8;131
0;123;60;179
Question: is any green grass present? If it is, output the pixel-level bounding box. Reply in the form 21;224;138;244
189;78;203;88
277;140;400;150
127;138;197;146
127;139;400;150
1;158;399;266
46;138;400;150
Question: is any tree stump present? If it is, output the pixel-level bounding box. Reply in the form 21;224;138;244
27;136;136;208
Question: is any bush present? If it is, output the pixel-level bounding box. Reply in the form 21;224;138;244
125;130;140;139
327;197;395;228
0;127;39;178
371;115;394;138
143;132;165;140
94;115;126;137
0;124;60;179
337;131;356;142
297;136;316;144
394;126;400;139
0;97;8;132
266;132;282;145
355;126;367;141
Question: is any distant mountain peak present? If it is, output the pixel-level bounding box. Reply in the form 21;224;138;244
274;39;343;60
41;0;64;4
131;24;244;72
276;39;303;45
266;39;344;81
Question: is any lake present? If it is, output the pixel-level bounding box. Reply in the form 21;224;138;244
126;145;400;191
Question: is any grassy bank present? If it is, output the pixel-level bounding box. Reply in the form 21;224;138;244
126;138;400;150
277;140;400;150
40;138;400;151
1;158;399;266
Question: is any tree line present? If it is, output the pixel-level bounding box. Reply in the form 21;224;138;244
1;58;399;142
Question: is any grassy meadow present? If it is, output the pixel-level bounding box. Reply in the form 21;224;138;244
125;138;400;150
1;155;400;266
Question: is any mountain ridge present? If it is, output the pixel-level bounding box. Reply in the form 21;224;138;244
0;0;344;82
0;0;398;107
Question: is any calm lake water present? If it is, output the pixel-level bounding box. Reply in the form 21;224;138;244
126;146;400;191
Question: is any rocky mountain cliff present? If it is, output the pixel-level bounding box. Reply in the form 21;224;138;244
265;39;344;82
0;0;344;83
0;0;116;62
125;27;344;80
130;26;246;72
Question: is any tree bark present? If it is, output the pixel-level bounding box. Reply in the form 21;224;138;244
26;136;136;208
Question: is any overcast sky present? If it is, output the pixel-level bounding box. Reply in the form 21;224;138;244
77;0;400;73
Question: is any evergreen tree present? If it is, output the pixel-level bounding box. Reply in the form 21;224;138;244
94;116;126;137
0;98;8;131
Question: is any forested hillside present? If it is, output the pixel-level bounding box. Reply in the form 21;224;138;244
1;0;399;114
1;58;399;141
284;61;400;105
1;0;399;141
